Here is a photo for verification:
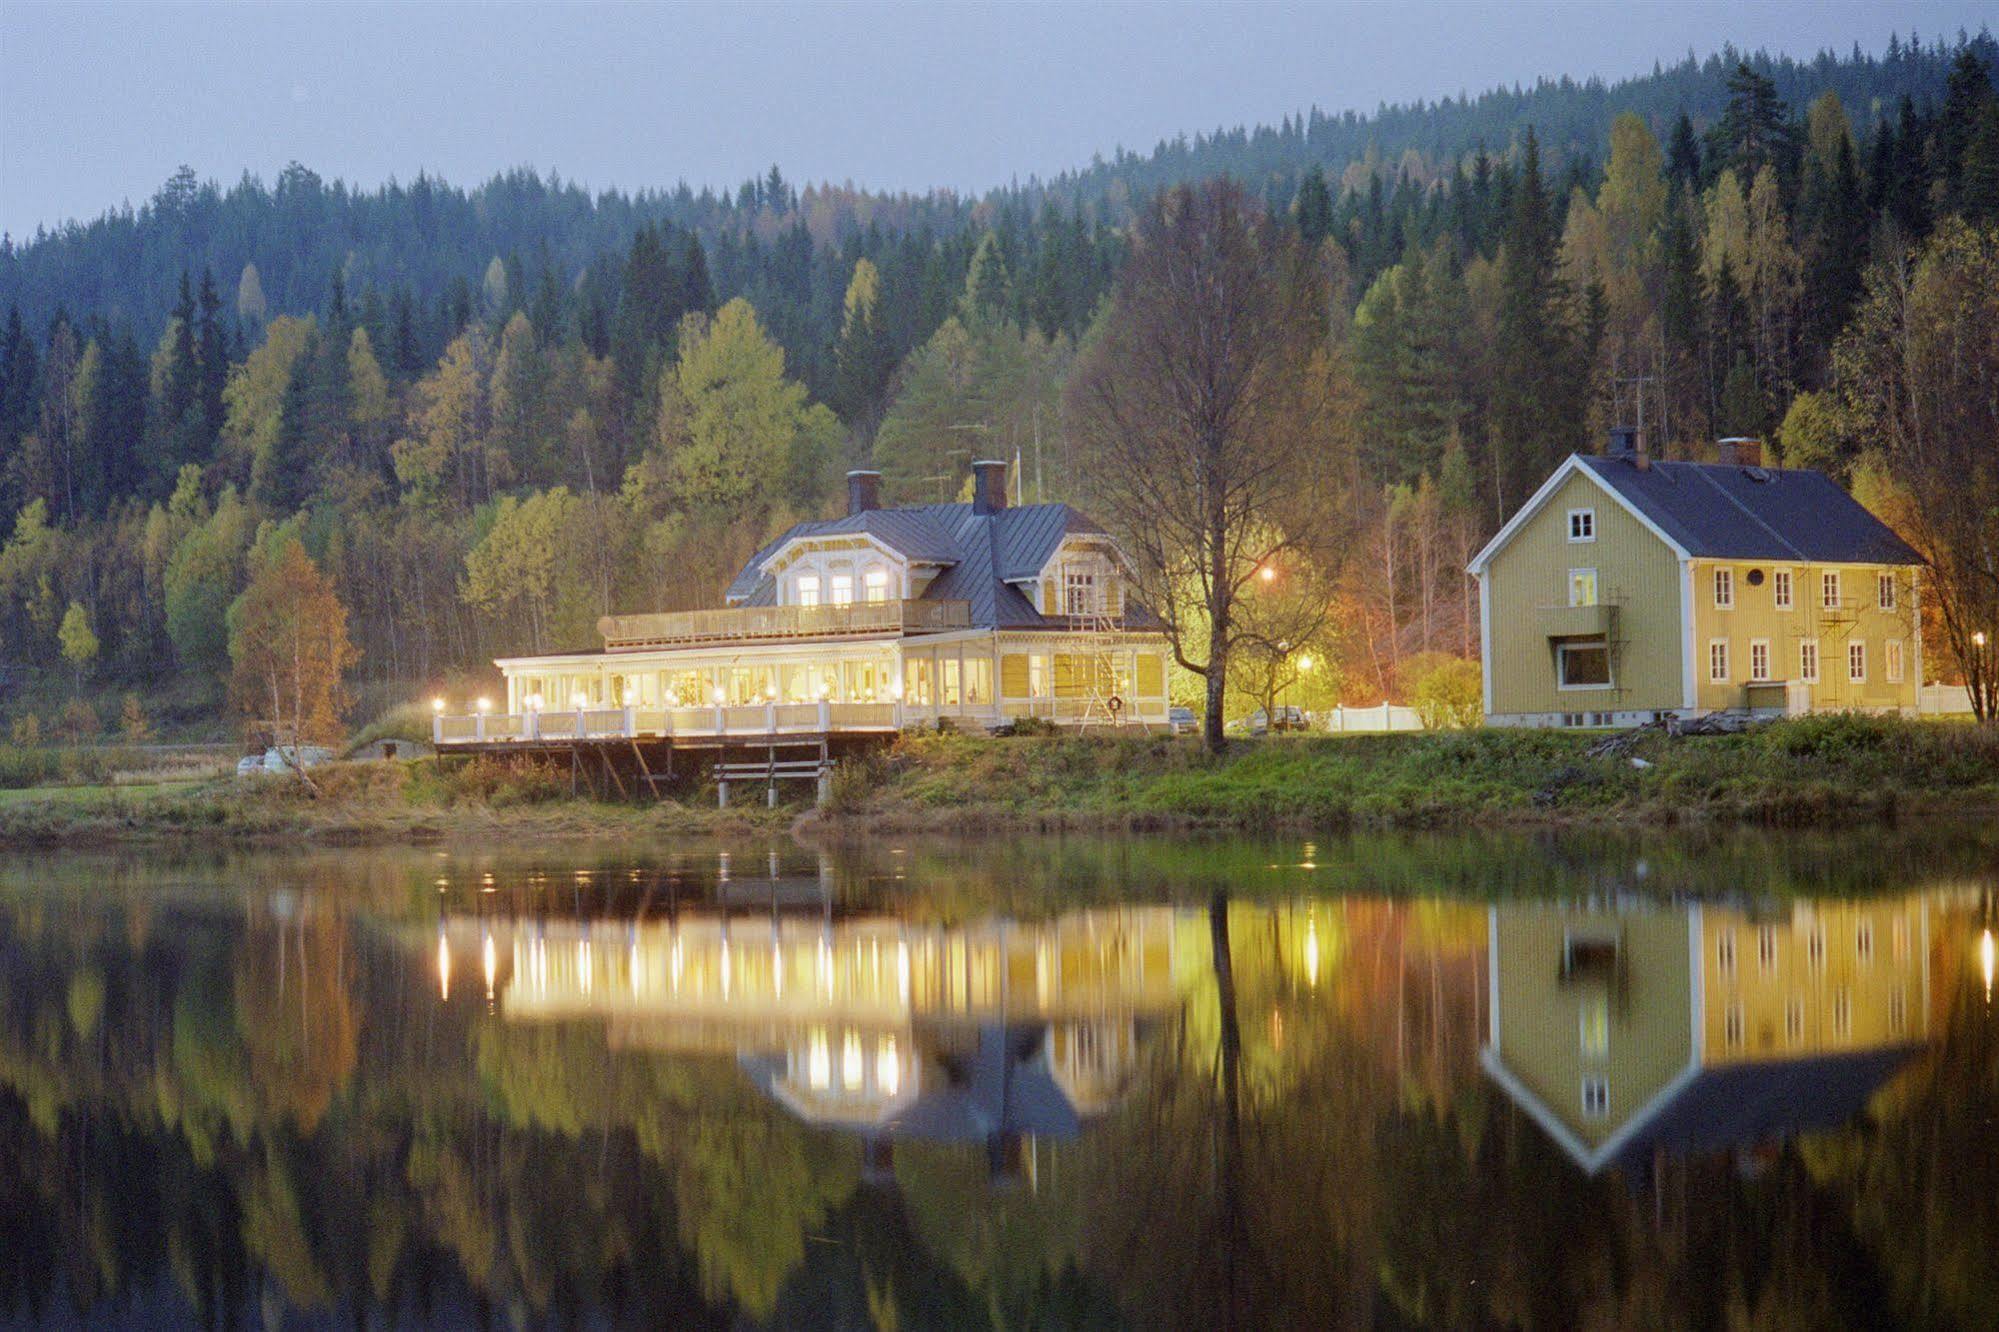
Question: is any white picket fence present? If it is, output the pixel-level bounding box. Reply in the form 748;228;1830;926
1323;702;1428;733
1918;684;1976;716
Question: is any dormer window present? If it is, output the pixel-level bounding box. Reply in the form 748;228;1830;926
863;569;890;604
796;575;821;608
829;574;854;607
1063;569;1099;616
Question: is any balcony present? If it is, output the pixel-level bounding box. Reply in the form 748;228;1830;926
598;599;971;651
1536;602;1616;639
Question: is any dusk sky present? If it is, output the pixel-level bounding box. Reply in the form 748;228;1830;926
2;0;1992;239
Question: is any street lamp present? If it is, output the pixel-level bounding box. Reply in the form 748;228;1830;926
1258;564;1277;584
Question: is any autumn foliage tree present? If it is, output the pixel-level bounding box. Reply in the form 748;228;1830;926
227;539;357;747
1068;179;1350;751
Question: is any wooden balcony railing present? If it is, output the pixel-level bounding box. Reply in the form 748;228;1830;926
434;701;908;746
597;599;971;651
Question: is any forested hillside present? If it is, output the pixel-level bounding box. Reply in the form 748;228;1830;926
0;32;1994;738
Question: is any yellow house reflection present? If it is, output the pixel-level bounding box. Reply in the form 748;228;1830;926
1482;896;1930;1174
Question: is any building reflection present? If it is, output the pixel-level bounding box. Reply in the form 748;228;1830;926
1482;896;1932;1175
431;873;1205;1179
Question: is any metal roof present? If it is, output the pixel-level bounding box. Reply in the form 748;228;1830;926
1575;454;1924;565
724;499;1148;631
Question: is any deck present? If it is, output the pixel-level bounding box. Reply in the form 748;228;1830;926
597;599;970;651
433;700;902;748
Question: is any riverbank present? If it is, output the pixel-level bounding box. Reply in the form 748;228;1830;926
0;713;1991;847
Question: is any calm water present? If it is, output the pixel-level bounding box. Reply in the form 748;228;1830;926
2;829;1997;1329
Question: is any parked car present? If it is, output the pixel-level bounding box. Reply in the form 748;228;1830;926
1167;706;1198;735
235;754;265;778
1243;706;1308;736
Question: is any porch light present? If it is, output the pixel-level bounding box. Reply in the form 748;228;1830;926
712;686;727;705
525;692;544;712
476;697;491;714
665;690;680;706
765;685;778;700
814;680;829;700
623;688;637;706
572;691;589;709
890;678;905;700
432;697;446;713
1297;654;1314;673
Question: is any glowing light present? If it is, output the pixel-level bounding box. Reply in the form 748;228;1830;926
712;686;727;705
437;929;451;1001
765;684;778;700
476;697;491;714
1258;564;1277;584
579;938;593;994
807;1029;831;1090
890;677;905;700
525;692;544;712
1982;928;1995;1002
623;688;637;706
431;697;446;713
572;691;589;709
1303;918;1321;988
842;1031;864;1090
1976;631;1990;649
877;1037;900;1097
721;941;732;998
482;931;497;1001
1297;654;1313;673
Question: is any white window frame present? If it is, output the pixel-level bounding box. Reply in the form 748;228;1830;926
1062;567;1099;616
1567;568;1598;608
1566;508;1596;543
1877;572;1895;610
1799;638;1820;684
1822;570;1842;609
862;568;891;605
1713;567;1734;610
1557;639;1613;690
1758;925;1777;972
1579;995;1609;1058
1885;639;1904;684
1848;639;1867;683
1749;638;1771;683
1580;1075;1610;1119
796;574;821;608
1774;568;1793;610
1708;638;1730;684
829;574;854;607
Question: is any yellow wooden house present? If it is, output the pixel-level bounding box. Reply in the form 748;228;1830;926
1468;432;1925;728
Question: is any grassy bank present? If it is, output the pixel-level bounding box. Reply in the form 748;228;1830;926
0;714;1990;846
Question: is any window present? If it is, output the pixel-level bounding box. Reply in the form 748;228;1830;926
1713;567;1735;609
964;657;993;706
1717;929;1737;977
1823;570;1842;609
1886;639;1905;684
796;575;821;608
1750;638;1771;682
1856;919;1874;966
1786;996;1805;1045
1579;995;1609;1058
1774;568;1794;610
1724;1003;1745;1050
1799;639;1820;684
862;569;891;604
1808;925;1826;970
1759;926;1778;972
1581;1076;1610;1119
1567;568;1598;607
940;656;962;707
1878;572;1896;610
1558;640;1612;688
1709;638;1730;683
1028;653;1050;698
1063;569;1099;616
1849;639;1867;683
1889;989;1907;1036
1832;988;1852;1040
1567;508;1596;542
830;574;854;607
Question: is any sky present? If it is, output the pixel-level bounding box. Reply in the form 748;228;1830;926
1;0;1992;238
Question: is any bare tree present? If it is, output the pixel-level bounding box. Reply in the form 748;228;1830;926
1836;220;1999;722
1069;180;1351;752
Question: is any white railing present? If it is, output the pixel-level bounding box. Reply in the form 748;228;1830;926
1323;703;1426;733
432;700;910;745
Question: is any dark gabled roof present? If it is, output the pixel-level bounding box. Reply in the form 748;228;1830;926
1576;454;1924;565
725;500;1156;631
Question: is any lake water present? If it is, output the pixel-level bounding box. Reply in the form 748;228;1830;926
2;828;1996;1329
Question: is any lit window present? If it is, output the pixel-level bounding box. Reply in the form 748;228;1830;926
1774;569;1793;610
1709;639;1730;683
830;574;854;607
1749;639;1771;682
1028;654;1050;697
1877;572;1895;610
1568;508;1595;542
1799;639;1820;684
1581;1075;1610;1119
1580;995;1609;1058
862;569;891;604
1758;926;1777;971
1849;640;1867;683
796;575;821;608
1568;568;1598;607
1713;567;1734;609
1886;639;1904;684
1559;640;1611;688
1822;570;1842;609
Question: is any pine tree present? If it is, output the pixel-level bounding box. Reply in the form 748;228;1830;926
1294;166;1335;250
1709;63;1792;181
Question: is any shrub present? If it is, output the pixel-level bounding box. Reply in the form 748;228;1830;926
9;714;41;747
1408;656;1483;730
55;699;102;745
431;754;570;805
119;694;153;744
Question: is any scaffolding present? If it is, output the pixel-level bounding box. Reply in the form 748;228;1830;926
1075;606;1127;729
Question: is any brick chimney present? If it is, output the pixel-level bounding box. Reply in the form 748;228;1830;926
846;469;881;515
1718;438;1764;468
971;459;1008;515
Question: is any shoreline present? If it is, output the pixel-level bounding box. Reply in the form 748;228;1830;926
0;715;1992;848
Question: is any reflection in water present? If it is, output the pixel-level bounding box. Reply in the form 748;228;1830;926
0;837;1993;1328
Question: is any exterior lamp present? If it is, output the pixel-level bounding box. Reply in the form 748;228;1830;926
765;684;778;701
665;690;680;707
1297;654;1314;673
572;691;589;709
476;697;491;715
623;687;637;706
814;681;829;700
1258;564;1277;584
525;692;543;712
712;685;727;705
432;697;446;713
1976;631;1990;649
890;678;905;700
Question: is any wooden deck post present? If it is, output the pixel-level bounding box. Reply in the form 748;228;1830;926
817;766;832;807
717;777;729;808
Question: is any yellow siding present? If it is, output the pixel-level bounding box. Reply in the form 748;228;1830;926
1699;901;1926;1062
1492;906;1694;1147
1485;471;1686;717
1136;653;1165;696
1000;653;1030;699
1688;560;1919;714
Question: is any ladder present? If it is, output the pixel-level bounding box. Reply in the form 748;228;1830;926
1076;606;1125;729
